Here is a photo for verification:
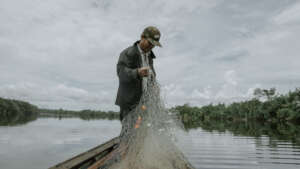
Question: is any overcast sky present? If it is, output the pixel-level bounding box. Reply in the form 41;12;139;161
0;0;299;111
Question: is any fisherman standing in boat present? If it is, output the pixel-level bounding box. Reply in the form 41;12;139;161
88;26;195;169
115;26;162;121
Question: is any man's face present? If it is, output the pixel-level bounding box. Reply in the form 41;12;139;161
140;37;154;53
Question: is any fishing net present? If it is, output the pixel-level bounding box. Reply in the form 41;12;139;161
96;73;195;169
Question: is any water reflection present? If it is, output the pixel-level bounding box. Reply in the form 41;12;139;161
183;120;300;146
177;129;300;169
1;118;300;169
0;115;37;126
0;118;121;169
0;113;118;126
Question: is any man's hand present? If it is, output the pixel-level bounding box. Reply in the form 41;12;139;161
138;67;150;77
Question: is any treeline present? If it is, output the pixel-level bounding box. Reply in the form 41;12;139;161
0;96;119;125
173;88;300;126
39;109;119;120
0;97;38;125
2;88;300;126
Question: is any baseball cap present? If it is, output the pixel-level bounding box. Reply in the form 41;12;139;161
142;26;162;47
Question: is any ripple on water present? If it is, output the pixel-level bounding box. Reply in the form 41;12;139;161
176;129;300;169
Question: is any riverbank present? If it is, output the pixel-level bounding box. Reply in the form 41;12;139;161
173;88;300;125
0;97;38;125
0;97;118;125
1;88;299;126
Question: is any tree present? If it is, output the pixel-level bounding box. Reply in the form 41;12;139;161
254;88;276;101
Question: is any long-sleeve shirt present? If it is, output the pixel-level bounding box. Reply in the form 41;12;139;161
137;44;153;92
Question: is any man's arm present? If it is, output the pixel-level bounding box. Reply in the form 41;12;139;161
117;51;139;83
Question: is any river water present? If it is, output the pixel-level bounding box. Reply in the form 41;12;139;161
0;118;300;169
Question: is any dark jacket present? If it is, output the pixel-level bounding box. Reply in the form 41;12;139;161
115;41;156;109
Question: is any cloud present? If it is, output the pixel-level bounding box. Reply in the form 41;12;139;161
162;70;262;107
191;86;212;100
273;1;300;25
0;0;299;110
214;50;248;62
215;70;239;99
0;82;112;110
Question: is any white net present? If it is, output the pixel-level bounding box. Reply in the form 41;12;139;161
98;75;195;169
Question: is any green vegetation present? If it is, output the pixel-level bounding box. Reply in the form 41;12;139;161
172;88;300;144
2;87;300;132
39;108;119;120
173;88;300;126
0;97;38;125
0;97;119;125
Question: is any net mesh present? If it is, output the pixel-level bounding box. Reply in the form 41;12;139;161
98;75;195;169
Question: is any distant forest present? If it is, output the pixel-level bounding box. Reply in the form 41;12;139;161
0;97;118;125
0;97;38;125
1;88;300;126
174;88;300;127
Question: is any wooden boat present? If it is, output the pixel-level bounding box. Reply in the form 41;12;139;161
48;137;120;169
49;136;194;169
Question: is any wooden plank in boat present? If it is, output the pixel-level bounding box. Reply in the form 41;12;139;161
49;137;120;169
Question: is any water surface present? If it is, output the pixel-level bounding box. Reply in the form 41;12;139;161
0;118;120;169
0;118;300;169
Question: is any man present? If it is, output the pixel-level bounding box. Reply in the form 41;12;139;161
115;26;162;121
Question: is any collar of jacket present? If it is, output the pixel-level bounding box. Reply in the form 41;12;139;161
133;41;156;59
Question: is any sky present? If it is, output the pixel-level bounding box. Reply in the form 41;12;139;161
0;0;299;111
